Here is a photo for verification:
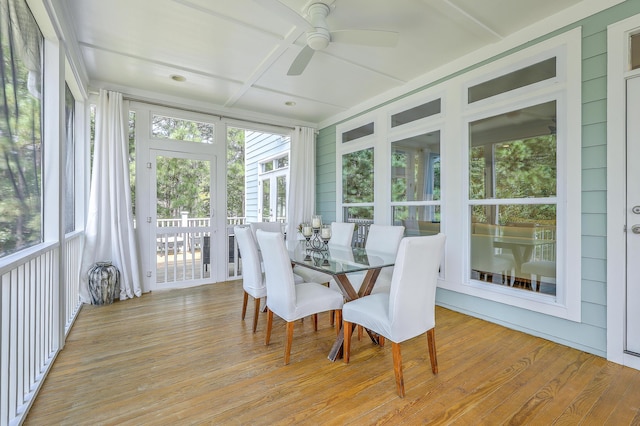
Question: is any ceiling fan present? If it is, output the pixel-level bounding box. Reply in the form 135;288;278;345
255;0;399;76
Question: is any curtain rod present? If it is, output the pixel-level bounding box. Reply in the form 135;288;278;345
89;90;299;131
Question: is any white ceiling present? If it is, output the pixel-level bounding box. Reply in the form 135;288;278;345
64;0;592;126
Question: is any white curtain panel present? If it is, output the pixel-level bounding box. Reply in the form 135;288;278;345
79;90;142;303
286;126;316;241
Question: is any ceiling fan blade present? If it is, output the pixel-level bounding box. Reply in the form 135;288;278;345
253;0;311;29
287;45;315;76
330;29;399;47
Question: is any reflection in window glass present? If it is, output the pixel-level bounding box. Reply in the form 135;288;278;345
261;180;271;221
0;5;43;257
342;148;374;203
151;114;214;143
64;84;75;234
392;206;440;236
391;131;440;202
276;176;286;222
470;206;556;296
276;155;288;169
342;122;374;143
391;99;441;127
632;33;640;70
468;58;556;103
469;101;557;200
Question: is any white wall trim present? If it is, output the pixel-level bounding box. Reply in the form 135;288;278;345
606;13;640;370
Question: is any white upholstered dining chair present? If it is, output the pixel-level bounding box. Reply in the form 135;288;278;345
256;229;344;365
342;233;446;397
346;224;405;294
234;226;266;333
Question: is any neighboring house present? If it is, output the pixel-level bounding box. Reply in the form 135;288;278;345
244;131;291;224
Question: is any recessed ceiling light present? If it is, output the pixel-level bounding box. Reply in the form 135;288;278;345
285;101;296;106
170;74;186;82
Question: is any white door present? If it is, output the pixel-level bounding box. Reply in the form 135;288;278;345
626;76;640;354
150;149;217;290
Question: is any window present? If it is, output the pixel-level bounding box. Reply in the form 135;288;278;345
468;89;558;296
64;84;75;234
391;99;441;127
468;57;556;103
258;154;289;222
342;148;374;221
391;131;441;235
342;122;374;143
0;3;43;257
151;114;214;143
632;32;640;70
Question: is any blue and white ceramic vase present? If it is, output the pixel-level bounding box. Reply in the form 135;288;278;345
88;261;120;305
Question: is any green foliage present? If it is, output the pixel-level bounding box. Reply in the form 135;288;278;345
0;13;43;256
342;148;374;204
226;127;245;218
470;135;557;224
155;157;210;219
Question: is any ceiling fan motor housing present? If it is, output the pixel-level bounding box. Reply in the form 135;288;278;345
306;2;331;50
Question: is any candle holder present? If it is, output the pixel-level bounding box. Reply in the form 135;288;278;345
303;219;331;265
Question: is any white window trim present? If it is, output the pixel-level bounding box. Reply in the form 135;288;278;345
336;112;380;223
437;28;582;321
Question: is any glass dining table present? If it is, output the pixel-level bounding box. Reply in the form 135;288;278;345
287;240;396;361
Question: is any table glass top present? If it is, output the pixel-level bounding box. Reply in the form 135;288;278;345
287;241;396;275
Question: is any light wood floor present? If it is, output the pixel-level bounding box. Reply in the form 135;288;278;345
26;281;640;425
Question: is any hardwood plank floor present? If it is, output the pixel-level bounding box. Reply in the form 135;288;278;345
25;281;640;425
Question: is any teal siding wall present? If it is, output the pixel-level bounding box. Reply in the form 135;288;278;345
316;125;337;222
315;1;640;357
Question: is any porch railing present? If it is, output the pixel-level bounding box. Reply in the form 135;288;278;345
0;231;83;426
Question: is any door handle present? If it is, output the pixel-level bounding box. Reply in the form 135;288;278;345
632;225;640;234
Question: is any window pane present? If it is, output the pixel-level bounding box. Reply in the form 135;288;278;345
342;148;374;203
392;205;441;236
276;155;288;169
469;101;557;200
391;99;441;127
64;84;75;234
343;208;374;247
471;208;556;295
632;33;640;70
151;114;214;143
468;58;556;103
0;5;43;257
391;131;440;202
263;162;274;172
261;180;271;221
276;175;286;222
226;127;246;219
342;122;374;143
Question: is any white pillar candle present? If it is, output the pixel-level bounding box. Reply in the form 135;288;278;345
321;227;331;239
312;217;321;228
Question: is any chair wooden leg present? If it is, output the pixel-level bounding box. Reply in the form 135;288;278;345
343;320;352;363
379;335;385;347
252;297;261;333
312;313;318;331
241;291;249;320
265;309;273;345
330;309;335;326
334;310;342;336
391;342;405;398
357;325;363;340
284;321;294;365
427;328;438;374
